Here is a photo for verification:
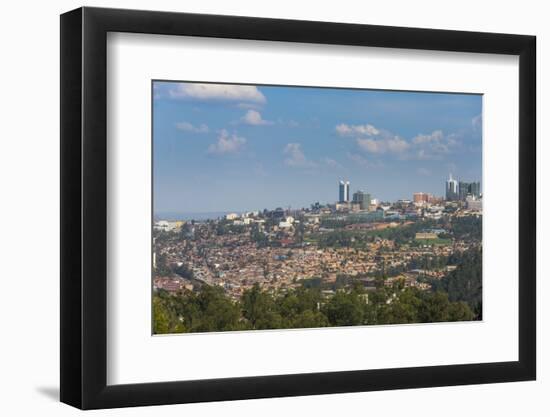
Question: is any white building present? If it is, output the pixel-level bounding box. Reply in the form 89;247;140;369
466;196;483;211
225;213;239;220
304;213;320;224
335;202;351;211
154;220;179;232
279;217;295;228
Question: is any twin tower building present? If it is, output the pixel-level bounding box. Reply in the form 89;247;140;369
445;174;481;201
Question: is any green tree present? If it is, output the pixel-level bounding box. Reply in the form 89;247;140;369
240;284;283;329
416;290;475;323
152;293;185;334
447;301;475;321
152;296;172;334
435;248;482;318
383;289;420;324
194;286;241;331
278;287;323;322
291;310;329;328
323;291;365;326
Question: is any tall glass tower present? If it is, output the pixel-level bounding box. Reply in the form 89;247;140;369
458;181;481;200
339;180;350;203
470;181;481;198
445;174;459;201
458;181;470;200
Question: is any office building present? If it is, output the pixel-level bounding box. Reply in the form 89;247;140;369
469;181;481;198
459;181;482;200
352;190;371;210
445;174;459;201
339;180;350;203
458;181;470;201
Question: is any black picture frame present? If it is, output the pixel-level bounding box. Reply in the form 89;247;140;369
60;6;536;410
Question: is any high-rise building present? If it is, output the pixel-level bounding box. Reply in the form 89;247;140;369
352;190;371;210
458;181;470;201
445;174;459;201
459;181;481;200
469;181;481;198
339;180;350;203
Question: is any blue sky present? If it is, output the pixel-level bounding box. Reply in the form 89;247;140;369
153;81;482;214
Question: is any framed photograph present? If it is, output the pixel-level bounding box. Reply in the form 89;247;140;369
60;6;536;409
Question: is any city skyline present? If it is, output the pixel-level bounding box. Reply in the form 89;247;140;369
154;174;480;220
153;81;482;214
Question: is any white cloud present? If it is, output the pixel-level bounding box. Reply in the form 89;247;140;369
175;121;209;133
207;130;246;154
347;152;383;168
337;122;408;155
283;143;316;168
336;122;408;155
412;130;444;145
417;167;431;176
241;110;273;126
169;83;266;104
347;153;369;167
281;146;340;170
357;135;409;154
446;134;459;147
415;149;430;160
410;130;460;159
338;121;465;160
237;102;262;110
336;123;380;136
320;157;342;169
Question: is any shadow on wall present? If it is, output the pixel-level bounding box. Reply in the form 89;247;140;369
35;386;59;401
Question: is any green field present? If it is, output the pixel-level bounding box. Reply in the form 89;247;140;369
414;238;452;246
